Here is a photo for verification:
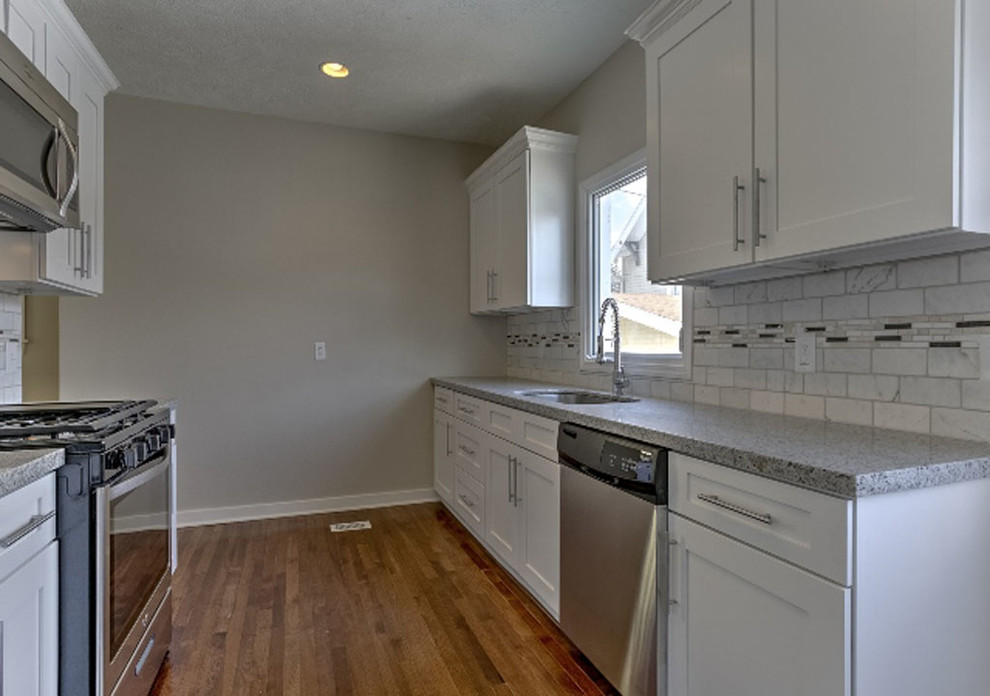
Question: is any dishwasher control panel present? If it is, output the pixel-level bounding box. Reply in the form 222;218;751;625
558;423;668;504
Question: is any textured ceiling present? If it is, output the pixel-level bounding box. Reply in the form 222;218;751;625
64;0;653;146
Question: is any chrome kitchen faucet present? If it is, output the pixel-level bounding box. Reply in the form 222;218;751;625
596;298;630;397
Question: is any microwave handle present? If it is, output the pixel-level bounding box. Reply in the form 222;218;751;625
57;119;79;218
41;127;58;198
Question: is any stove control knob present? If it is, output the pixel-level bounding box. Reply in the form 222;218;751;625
106;450;126;471
145;432;161;452
123;446;139;468
131;440;148;463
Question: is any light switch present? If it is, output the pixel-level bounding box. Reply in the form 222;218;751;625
314;342;327;361
795;333;816;373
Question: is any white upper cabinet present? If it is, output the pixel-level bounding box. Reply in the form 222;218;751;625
628;0;990;285
0;0;117;296
466;127;578;314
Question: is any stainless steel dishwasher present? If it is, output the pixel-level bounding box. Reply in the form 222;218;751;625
558;423;669;696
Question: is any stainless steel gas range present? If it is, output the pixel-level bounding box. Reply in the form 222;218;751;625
0;401;174;696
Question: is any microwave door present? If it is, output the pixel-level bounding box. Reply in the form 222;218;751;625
0;72;67;231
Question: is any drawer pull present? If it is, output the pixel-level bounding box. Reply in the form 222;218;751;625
0;510;55;549
458;405;476;415
697;494;772;525
458;494;476;510
459;445;476;457
437;396;448;404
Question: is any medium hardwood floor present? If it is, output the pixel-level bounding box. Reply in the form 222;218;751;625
150;503;617;695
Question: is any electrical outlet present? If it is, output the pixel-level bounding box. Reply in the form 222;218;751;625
795;333;816;373
314;341;327;361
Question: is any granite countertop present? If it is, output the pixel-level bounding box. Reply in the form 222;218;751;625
433;376;990;498
0;448;64;498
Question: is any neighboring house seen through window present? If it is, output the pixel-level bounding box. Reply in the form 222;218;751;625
582;150;691;378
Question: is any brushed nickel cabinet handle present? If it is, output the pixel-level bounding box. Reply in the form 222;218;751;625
753;168;767;247
458;494;475;510
697;493;772;525
733;176;746;251
459;445;475;457
0;510;55;548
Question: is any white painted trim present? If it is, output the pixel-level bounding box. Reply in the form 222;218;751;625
465;126;578;191
578;149;692;379
37;0;119;91
177;488;439;528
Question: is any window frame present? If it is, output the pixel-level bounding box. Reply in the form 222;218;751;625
578;149;693;380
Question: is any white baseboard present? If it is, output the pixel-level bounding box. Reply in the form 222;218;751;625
176;488;439;528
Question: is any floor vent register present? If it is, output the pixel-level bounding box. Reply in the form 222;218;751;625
330;521;372;533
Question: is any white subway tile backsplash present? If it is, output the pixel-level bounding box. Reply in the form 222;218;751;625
734;369;767;390
803;373;847;397
925;282;990;315
823;348;871;374
931;408;990;441
670;382;694;402
750;347;784;369
694;307;719;327
720;388;751;410
750;390;784;414
899;376;962;407
734;282;767;305
782;298;822;322
868;289;924;317
509;249;990;441
767;277;803;302
706;367;735;387
694;384;719;406
872;348;928;376
785;393;825;419
825;398;873;426
719;304;748;325
928;347;980;379
898;255;959;288
959;249;990;283
874;402;930;434
803;272;847;298
962;381;990;411
847;264;897;293
823;294;869;320
748;302;783;324
847;375;900;401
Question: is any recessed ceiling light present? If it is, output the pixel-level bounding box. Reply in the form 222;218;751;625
320;62;350;78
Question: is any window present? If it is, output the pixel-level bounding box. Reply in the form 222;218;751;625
580;150;691;377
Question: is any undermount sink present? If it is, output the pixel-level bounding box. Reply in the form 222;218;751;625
518;389;639;405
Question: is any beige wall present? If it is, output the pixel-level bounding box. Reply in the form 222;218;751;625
536;41;646;183
59;95;505;515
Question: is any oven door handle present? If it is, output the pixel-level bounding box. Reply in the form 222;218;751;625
108;453;169;501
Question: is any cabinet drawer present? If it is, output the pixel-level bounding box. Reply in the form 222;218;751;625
453;393;485;424
453;468;484;538
484;402;558;461
0;472;57;583
453;421;485;482
670;453;851;585
434;387;454;415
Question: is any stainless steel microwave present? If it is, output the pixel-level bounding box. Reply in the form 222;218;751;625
0;30;79;233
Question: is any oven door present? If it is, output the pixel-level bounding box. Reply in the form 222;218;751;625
94;450;171;696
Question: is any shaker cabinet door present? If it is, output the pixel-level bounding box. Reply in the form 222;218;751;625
433;410;453;504
648;0;754;281
493;150;529;310
667;515;850;696
753;0;957;262
0;541;59;696
517;448;560;617
469;180;496;313
484;438;521;567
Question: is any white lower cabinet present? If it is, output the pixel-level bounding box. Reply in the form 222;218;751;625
433;387;561;618
0;542;59;696
432;410;453;504
0;473;59;696
667;514;850;696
